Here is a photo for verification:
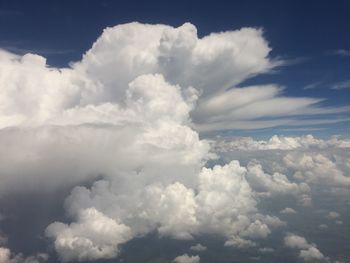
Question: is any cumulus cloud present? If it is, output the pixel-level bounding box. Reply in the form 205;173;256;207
46;208;132;262
214;134;350;210
190;244;207;252
173;254;200;263
299;247;326;262
0;22;347;133
284;233;325;261
280;207;297;214
246;161;310;197
284;234;311;249
46;160;285;260
0;73;210;195
0;227;48;263
0;22;349;262
0;247;48;263
326;211;340;220
284;152;350;188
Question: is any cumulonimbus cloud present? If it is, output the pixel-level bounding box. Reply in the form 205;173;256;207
0;22;348;131
0;22;349;262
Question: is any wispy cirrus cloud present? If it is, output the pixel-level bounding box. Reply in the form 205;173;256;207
331;80;350;90
303;81;322;90
331;49;350;57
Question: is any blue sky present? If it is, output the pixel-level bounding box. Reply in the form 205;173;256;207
1;0;349;137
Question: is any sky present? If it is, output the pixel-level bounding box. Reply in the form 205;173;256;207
1;0;350;137
0;1;350;263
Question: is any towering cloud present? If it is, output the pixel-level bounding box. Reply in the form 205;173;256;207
0;22;349;262
0;23;347;132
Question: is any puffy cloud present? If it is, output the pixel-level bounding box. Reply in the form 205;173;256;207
214;135;350;208
195;162;284;246
137;182;199;240
46;208;132;262
0;22;347;133
299;247;326;262
224;236;256;249
284;233;325;262
284;153;350;188
246;161;310;197
0;247;48;263
0;231;47;263
48;160;284;260
280;207;297;214
326;211;340;220
0;73;210;195
190;244;207;252
0;247;10;263
195;161;256;239
173;254;200;263
74;23;276;103
0;22;347;262
284;234;310;249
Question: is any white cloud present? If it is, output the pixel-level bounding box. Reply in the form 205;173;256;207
284;153;350;188
0;73;210;195
46;208;132;262
299;247;325;261
304;82;322;90
332;49;350;56
173;254;200;263
190;244;207;252
0;22;348;262
246;161;309;197
284;233;325;262
224;236;256;248
0;247;10;263
326;211;340;220
284;234;310;250
0;247;48;263
331;80;350;90
0;22;347;133
49;160;284;261
280;207;297;214
0;226;47;263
